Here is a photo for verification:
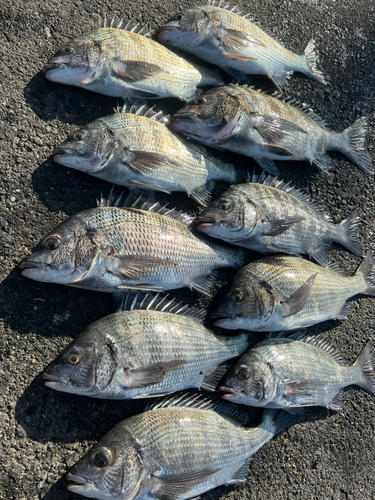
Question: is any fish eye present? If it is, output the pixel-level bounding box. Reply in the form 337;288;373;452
73;131;85;141
231;291;244;303
93;449;111;468
62;46;74;55
218;200;230;211
67;352;80;365
44;236;61;251
175;13;184;21
238;369;250;381
194;97;206;105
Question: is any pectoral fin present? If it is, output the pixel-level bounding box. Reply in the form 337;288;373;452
122;360;188;388
254;115;308;144
107;254;177;280
150;470;219;500
122;149;179;176
111;59;166;82
218;27;262;52
263;216;305;236
281;273;317;317
223;53;257;62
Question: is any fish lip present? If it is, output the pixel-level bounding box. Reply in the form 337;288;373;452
211;312;231;319
42;372;69;385
52;147;74;156
66;473;95;493
219;385;240;395
170;112;197;121
195;216;218;230
43;62;64;74
19;260;47;270
155;26;177;36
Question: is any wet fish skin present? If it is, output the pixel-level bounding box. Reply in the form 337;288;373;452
221;336;375;412
156;4;326;89
66;394;296;500
53;104;236;206
170;85;373;176
43;26;224;101
20;204;251;294
43;299;251;399
213;250;375;331
195;173;364;264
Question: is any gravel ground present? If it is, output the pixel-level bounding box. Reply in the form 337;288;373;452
0;0;374;499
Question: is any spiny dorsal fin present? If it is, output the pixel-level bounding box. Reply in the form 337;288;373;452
244;170;331;222
300;336;345;366
271;91;327;127
147;392;251;425
115;99;169;124
99;14;151;37
98;190;194;226
113;292;206;322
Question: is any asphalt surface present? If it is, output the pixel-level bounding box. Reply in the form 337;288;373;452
0;0;374;499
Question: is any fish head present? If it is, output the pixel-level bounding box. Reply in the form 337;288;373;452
43;325;118;396
67;428;145;499
212;268;275;330
170;86;242;144
43;32;103;86
195;186;258;241
53;120;115;173
220;355;276;406
156;7;213;48
19;214;97;284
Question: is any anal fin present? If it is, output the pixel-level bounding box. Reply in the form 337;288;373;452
226;458;251;485
327;390;343;411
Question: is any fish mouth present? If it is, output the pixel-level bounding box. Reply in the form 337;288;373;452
43;372;69;388
66;473;94;493
52;147;74;156
19;260;47;270
219;386;241;400
43;62;65;74
195;216;218;230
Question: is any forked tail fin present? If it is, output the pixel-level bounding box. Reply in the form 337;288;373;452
341;117;373;175
303;39;327;85
353;341;375;396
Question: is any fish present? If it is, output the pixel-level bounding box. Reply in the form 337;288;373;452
42;17;224;101
43;293;251;399
66;393;297;500
156;2;326;89
195;171;364;264
220;334;375;412
52;101;237;206
170;85;373;176
19;194;252;295
212;250;375;331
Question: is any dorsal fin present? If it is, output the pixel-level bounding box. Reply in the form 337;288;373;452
147;392;251;425
99;14;151;37
244;170;331;221
300;336;345;366
114;99;169;124
206;0;285;46
97;190;194;225
113;292;207;322
270;91;327;127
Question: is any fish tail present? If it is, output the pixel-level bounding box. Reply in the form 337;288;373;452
339;117;373;175
353;341;375;396
302;39;327;85
337;209;364;258
355;248;375;296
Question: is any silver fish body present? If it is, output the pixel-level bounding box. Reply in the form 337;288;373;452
213;251;375;331
66;394;296;500
195;173;363;264
43;296;251;399
43;24;224;101
221;336;375;412
53;104;236;206
156;5;326;89
20;204;251;294
170;85;373;176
